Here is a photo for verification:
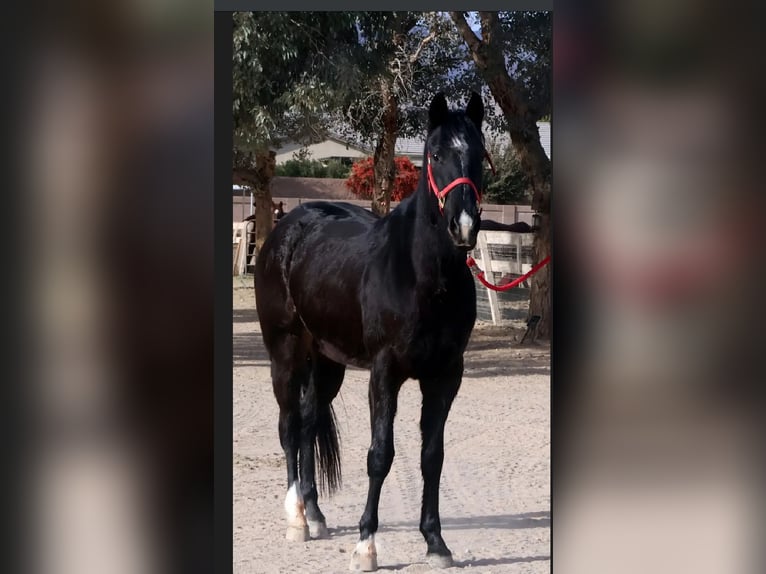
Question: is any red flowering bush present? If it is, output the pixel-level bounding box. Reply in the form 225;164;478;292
345;157;420;201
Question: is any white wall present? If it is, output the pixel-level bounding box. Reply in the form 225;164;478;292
274;139;367;165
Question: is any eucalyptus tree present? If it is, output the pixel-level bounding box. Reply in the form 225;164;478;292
233;12;453;238
232;11;358;251
447;11;553;338
331;13;447;216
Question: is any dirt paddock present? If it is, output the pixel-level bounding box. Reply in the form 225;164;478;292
233;281;550;573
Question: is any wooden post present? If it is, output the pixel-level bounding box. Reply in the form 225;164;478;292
232;222;248;276
246;220;256;272
476;231;500;325
239;224;248;276
232;229;242;276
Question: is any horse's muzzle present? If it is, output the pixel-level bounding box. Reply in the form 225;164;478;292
448;211;478;250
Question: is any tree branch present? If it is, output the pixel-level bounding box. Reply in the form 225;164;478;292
449;12;484;57
478;11;498;47
398;14;420;35
232;169;257;188
409;31;437;64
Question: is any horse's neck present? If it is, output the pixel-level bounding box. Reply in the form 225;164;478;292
406;184;463;292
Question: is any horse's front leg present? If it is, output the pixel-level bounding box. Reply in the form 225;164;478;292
418;360;463;568
349;354;404;572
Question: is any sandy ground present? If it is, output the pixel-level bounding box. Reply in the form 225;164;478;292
233;279;550;573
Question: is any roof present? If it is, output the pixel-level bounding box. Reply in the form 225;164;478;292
271;120;551;169
329;121;551;160
394;137;424;156
270;177;355;200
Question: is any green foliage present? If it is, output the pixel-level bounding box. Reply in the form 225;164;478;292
327;12;441;146
232;12;440;160
324;159;351;179
276;159;321;178
232;11;551;182
416;12;552;132
233;12;359;152
497;11;552;121
275;158;350;179
482;144;532;205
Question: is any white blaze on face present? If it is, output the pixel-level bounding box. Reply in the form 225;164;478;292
458;210;474;241
451;135;468;151
451;135;469;178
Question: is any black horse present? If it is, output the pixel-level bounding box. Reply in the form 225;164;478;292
255;92;486;571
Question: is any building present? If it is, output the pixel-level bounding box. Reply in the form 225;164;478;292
235;121;551;222
273;136;368;166
272;122;551;169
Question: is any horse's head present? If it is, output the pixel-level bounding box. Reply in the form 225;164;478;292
272;200;285;219
425;91;486;251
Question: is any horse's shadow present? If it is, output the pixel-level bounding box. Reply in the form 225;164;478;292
328;510;549;536
328;512;549;570
378;554;550;570
233;330;270;366
233;308;258;323
453;554;550;568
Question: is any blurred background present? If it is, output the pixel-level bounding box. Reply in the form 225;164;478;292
2;1;763;573
554;1;765;573
6;1;214;573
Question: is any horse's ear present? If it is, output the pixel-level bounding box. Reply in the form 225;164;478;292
466;91;484;129
429;92;449;129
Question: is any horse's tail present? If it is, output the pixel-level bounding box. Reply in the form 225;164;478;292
314;401;342;496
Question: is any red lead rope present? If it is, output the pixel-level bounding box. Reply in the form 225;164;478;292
466;254;551;291
425;146;548;291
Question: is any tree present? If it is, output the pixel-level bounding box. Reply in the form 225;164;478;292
482;142;531;205
233;12;445;240
449;11;553;338
232;12;358;254
331;13;445;216
345;157;420;202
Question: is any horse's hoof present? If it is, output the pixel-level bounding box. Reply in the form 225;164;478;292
349;550;378;571
285;525;310;542
308;519;329;539
426;552;454;569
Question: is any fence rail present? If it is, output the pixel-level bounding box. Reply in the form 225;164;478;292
236;222;535;326
233;195;535;226
469;231;536;325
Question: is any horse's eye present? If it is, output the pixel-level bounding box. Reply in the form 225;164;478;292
432;153;439;162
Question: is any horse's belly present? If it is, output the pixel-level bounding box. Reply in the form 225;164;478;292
316;339;370;369
294;297;370;368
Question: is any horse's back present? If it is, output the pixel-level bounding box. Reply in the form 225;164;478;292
255;201;376;364
289;201;378;228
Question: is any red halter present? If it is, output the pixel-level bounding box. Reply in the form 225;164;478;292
426;150;497;213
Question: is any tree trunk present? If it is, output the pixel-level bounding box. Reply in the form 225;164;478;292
371;79;398;217
503;120;551;339
233;150;276;259
450;10;553;338
252;189;273;255
530;212;551;338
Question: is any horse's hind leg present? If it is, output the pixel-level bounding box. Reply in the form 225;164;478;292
270;332;311;541
300;352;345;539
